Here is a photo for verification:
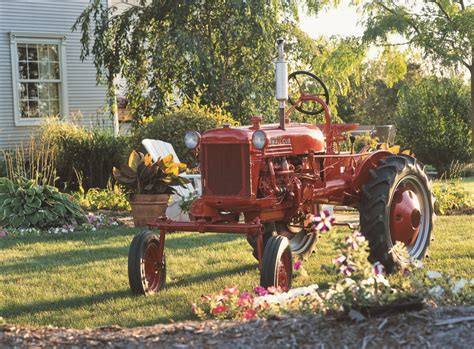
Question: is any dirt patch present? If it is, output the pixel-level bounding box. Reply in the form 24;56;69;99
1;306;473;348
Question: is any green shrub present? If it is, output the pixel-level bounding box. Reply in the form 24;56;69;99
395;77;471;177
131;98;238;167
0;177;85;229
41;119;129;190
73;182;130;212
433;180;473;215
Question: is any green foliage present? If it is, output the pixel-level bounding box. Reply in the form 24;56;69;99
113;151;189;195
131;98;238;167
0;177;85;229
179;192;200;214
73;183;130;212
1;135;57;186
396;76;472;175
433;180;473;215
74;0;314;124
41;119;129;191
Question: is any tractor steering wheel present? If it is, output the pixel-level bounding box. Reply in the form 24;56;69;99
288;71;330;115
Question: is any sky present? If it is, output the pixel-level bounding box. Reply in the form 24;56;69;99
299;1;365;38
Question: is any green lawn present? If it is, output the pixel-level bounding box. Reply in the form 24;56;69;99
0;214;473;329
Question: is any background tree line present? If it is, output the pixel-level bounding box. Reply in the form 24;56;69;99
74;0;472;176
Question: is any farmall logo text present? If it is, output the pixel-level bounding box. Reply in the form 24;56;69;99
269;136;291;146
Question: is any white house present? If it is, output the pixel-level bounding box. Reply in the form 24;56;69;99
0;0;109;149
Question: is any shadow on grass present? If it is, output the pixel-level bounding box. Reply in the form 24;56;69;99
0;245;129;275
1;289;132;319
1;264;256;322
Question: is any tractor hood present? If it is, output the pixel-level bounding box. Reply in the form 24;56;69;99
201;123;325;155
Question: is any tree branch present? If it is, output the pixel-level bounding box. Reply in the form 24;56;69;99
377;2;421;35
432;0;451;21
459;0;465;11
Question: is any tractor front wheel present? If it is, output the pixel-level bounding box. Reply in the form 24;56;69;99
128;230;166;296
360;155;434;272
260;236;293;291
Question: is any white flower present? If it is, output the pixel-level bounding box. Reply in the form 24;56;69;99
429;285;445;298
411;259;423;269
361;277;375;286
426;271;442;279
452;279;469;294
374;275;390;287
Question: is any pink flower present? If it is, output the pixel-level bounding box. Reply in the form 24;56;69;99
311;210;336;233
0;229;8;238
215;293;228;302
237;292;253;307
402;268;411;277
200;294;212;302
294;260;303;270
333;254;346;267
340;264;356;276
242;308;257;320
223;285;239;296
353;231;365;243
191;303;197;314
373;262;385;276
87;213;98;224
211;305;227;315
253;286;268;296
267;286;282;295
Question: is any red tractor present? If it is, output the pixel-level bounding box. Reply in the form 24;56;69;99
128;40;434;296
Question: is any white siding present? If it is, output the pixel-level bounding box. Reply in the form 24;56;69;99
0;0;108;149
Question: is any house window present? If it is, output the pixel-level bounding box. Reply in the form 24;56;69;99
10;33;68;126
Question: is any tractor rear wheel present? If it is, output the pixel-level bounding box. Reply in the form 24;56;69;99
359;155;434;272
260;235;293;291
128;230;166;295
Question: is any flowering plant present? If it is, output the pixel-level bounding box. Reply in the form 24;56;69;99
192;210;473;321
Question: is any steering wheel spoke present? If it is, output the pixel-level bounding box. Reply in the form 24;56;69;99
288;71;329;116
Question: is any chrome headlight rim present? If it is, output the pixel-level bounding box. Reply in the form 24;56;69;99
252;130;267;150
184;131;201;150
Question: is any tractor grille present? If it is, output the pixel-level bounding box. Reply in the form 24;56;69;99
202;143;250;196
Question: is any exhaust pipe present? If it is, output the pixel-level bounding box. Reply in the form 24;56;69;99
275;39;288;130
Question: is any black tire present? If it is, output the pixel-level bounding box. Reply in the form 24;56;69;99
247;222;277;260
260;236;293;291
128;230;166;296
360;155;434;272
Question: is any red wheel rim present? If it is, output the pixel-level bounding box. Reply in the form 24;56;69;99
143;241;163;292
389;175;430;259
276;251;291;291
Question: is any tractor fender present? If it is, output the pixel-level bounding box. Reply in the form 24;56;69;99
351;150;392;192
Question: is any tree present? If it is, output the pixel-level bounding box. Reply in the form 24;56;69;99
74;0;309;125
396;76;471;176
362;0;474;152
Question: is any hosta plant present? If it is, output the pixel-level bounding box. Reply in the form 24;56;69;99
113;151;189;195
0;177;85;229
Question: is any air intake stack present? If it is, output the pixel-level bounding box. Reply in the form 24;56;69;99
275;39;288;130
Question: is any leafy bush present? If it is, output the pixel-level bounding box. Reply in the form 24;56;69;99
0;177;85;229
131;97;238;167
433;180;473;215
74;185;130;211
41;119;129;191
395;77;471;177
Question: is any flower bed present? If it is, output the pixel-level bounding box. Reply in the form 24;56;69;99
193;212;473;321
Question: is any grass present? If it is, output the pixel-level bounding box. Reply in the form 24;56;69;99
0;214;473;329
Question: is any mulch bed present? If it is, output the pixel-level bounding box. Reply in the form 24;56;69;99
1;306;473;348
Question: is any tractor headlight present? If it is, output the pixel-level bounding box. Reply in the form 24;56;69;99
184;131;201;149
252;130;267;150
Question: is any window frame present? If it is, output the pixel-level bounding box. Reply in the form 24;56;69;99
10;32;69;126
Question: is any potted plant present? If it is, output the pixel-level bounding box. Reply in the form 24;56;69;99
113;151;189;227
